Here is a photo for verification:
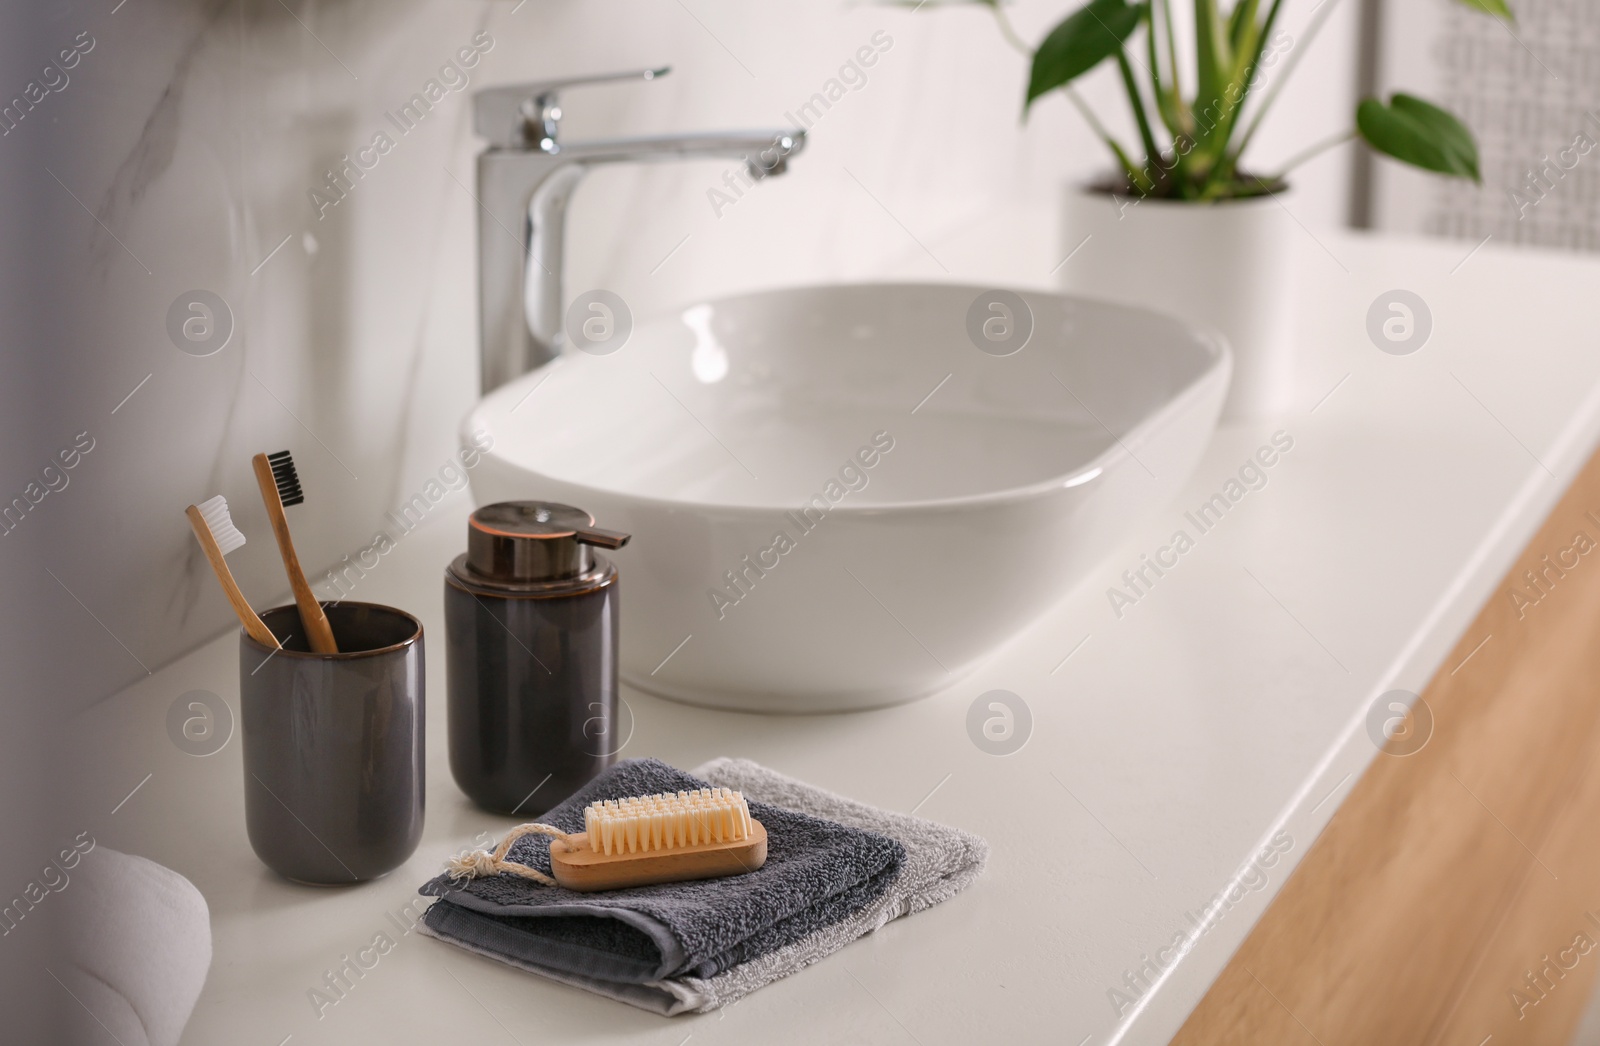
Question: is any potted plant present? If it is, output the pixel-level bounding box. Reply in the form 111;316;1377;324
921;0;1510;418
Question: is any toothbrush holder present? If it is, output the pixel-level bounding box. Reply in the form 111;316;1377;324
240;602;425;885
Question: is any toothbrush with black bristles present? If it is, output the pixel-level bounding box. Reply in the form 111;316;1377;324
252;450;338;653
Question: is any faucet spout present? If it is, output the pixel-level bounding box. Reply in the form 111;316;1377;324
473;80;805;394
553;130;804;173
514;129;802;378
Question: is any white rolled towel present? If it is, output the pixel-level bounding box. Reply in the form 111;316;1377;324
64;847;211;1046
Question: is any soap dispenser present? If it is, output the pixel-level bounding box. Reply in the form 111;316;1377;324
444;501;630;816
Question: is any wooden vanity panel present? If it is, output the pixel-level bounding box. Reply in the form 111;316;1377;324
1176;448;1600;1046
1429;716;1600;1045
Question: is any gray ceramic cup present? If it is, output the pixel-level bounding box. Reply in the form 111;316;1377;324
240;603;425;884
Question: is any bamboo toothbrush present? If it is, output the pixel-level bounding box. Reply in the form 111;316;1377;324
185;496;279;649
448;788;768;892
252;450;337;654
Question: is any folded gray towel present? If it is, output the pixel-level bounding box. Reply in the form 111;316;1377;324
418;758;906;983
420;758;988;1014
677;758;989;1011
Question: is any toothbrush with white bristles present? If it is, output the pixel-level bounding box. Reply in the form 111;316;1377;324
185;495;279;649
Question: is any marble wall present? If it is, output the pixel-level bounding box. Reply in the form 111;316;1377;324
3;0;1358;713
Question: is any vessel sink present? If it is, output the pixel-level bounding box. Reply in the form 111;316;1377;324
465;283;1230;712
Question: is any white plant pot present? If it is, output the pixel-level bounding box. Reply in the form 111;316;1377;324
1058;186;1296;421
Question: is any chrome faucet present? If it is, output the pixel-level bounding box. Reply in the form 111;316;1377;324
471;67;805;393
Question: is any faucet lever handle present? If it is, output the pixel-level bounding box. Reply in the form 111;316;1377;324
473;67;671;149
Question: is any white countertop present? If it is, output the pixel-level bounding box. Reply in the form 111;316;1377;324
75;228;1600;1045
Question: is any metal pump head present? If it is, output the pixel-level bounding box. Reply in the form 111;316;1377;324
465;501;631;583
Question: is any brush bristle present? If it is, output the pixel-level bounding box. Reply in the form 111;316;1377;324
583;788;753;856
197;495;246;555
266;450;303;507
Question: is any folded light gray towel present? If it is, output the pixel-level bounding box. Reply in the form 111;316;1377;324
419;758;906;984
421;758;988;1014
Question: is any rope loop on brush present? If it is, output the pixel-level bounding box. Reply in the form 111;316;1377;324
446;822;575;887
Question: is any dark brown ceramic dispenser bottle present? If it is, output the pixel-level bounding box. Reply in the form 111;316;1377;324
445;501;629;816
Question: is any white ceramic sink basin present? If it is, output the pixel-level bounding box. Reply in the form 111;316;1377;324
466;283;1229;712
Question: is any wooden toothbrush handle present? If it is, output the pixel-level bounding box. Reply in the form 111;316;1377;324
185;505;280;649
252;454;338;654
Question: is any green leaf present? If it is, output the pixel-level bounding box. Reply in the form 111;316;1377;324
1390;94;1479;179
1452;0;1513;20
1025;0;1146;108
1357;94;1481;182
